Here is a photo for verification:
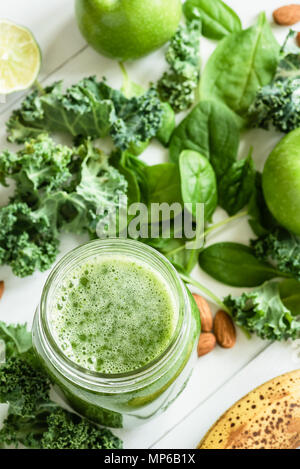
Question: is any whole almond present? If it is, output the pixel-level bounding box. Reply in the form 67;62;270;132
297;32;300;47
192;294;213;332
0;281;4;300
273;5;300;26
197;332;216;357
214;310;236;349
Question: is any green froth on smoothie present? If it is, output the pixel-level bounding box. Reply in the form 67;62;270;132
50;255;177;374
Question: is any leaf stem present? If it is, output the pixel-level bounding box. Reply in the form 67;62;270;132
180;272;231;313
165;210;248;259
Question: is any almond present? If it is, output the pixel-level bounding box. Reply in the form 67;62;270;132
0;281;4;300
297;32;300;47
197;332;216;357
192;294;213;332
273;5;300;26
214;310;236;349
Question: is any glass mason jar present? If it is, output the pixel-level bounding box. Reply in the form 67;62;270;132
32;239;200;429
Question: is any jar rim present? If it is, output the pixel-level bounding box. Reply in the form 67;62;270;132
38;239;191;390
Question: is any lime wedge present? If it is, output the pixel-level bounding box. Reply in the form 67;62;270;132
0;20;41;95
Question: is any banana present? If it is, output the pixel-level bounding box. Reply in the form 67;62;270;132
198;369;300;449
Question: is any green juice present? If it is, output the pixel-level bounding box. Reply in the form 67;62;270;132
50;255;177;375
33;240;200;428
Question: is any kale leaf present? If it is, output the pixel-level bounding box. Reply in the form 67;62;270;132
0;322;123;449
0;202;59;278
0;135;127;277
40;408;122;450
0;322;32;360
251;229;300;282
248;31;300;133
7;77;163;151
225;281;300;341
157;21;201;113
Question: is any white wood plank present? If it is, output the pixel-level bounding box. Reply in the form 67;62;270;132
115;338;270;449
152;342;300;449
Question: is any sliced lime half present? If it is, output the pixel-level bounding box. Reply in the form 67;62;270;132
0;19;41;95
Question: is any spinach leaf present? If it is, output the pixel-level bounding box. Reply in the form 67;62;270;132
170;100;239;179
144;163;182;206
198;242;283;287
225;281;300;341
218;153;255;215
200;13;280;120
248;172;279;237
183;0;242;40
179;150;217;221
279;279;300;316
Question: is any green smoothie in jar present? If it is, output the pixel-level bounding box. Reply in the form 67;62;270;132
50;255;178;375
32;240;200;429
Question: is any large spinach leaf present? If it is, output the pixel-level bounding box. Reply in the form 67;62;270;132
218;153;256;215
179;150;217;222
183;0;242;40
144;163;182;206
200;13;280;120
169;100;239;179
198;242;284;287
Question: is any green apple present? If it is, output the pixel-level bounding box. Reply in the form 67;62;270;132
263;128;300;235
75;0;182;61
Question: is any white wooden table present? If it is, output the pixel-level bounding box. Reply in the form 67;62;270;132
0;0;299;449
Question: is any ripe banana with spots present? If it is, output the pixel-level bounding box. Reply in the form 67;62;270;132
198;370;300;449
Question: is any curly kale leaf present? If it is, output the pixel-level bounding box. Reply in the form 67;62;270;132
0;135;127;276
39;408;123;450
7;77;163;151
0;322;32;360
0;364;121;449
248;31;300;133
224;281;300;341
0;323;123;449
110;87;163;150
1;407;123;450
0;134;74;204
0;355;51;420
251;229;300;282
6;79;114;142
157;21;201;113
0;202;59;278
60;141;128;236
